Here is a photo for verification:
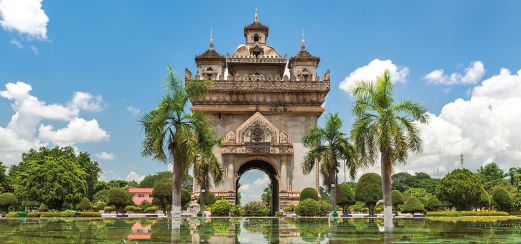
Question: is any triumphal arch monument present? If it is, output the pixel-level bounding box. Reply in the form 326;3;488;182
187;12;330;213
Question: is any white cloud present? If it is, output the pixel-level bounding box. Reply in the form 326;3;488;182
339;59;409;93
400;67;521;177
127;105;141;115
38;118;109;145
96;151;115;160
238;173;270;205
10;38;22;48
127;171;145;182
424;61;485;85
70;91;103;112
0;81;108;164
0;0;48;39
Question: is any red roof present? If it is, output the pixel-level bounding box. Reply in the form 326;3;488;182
128;188;153;193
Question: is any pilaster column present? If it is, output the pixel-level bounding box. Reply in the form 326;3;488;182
280;159;288;191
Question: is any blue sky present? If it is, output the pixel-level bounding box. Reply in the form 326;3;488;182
1;0;521;203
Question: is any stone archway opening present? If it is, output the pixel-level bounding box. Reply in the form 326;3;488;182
236;160;279;216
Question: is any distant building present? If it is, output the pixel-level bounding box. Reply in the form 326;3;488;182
128;188;153;205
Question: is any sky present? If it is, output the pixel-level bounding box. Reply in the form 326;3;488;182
1;0;521;204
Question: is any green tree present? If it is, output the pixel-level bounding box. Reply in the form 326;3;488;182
491;186;512;212
152;178;173;215
140;172;173;188
478;188;492;209
478;162;506;191
0;192;17;212
303;113;360;212
391;172;417;192
107;180;128;188
77;152;101;200
107;188;131;213
76;197;92;211
261;186;272;207
416;178;440;195
425;196;442;211
507;167;521;186
401;197;424;213
438;168;481;210
350;70;428;230
0;162;12;192
181;188;191;209
319;186;331;203
193;124;223;214
13;146;88;210
140;65;211;217
355;173;382;215
414;172;431;180
300;187;319;201
391;190;404;216
336;182;355;214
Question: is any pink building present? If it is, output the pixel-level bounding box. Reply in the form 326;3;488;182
128;188;153;205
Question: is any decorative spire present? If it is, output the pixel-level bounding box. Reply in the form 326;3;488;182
254;7;259;23
301;30;305;50
209;28;214;50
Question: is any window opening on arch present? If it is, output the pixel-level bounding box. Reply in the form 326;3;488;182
253;33;260;42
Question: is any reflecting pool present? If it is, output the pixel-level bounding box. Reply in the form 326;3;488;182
0;217;520;243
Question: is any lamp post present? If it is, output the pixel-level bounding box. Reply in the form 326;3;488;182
198;187;206;217
331;183;338;218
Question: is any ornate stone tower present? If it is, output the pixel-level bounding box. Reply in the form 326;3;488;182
187;11;330;213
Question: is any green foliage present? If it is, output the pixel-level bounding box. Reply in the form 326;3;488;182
283;204;296;213
92;201;106;211
401;197;424;213
355;173;382;214
337;182;355;213
76;152;102;200
404;187;431;199
197;191;215;206
244;201;270;216
300;187;319;201
319;186;331;203
139;200;152;210
478;162;506;191
79;212;101;217
478;188;492;209
140;66;212;214
0;192;17;212
93;189;109;203
391;172;417;192
152;178;172;213
181;189;191;208
103;206;114;212
5;212;19;218
438;168;482;210
511;193;521;212
349;201;366;213
38;203;48;212
144;206;159;213
13;146;90;210
415;172;431;180
426;211;510;217
107;188;131;212
296;199;331;216
231;205;244;217
211;199;233;216
491;186;512;212
0;162;12;193
124;205;142;213
416;178;441;195
275;211;283;217
76;197;91;211
261;186;272;207
392;190;404;213
27;212;41;217
425;196;442;211
139;171;172;188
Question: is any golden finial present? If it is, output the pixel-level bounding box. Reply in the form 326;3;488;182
254;8;259;23
209;28;214;50
301;30;305;50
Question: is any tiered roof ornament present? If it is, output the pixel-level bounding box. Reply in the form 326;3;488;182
195;28;225;62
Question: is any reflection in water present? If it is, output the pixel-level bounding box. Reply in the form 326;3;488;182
0;217;520;243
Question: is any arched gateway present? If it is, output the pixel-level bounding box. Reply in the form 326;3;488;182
187;12;330;213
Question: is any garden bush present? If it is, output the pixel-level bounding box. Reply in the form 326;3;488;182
318;200;332;216
27;212;41;217
425;196;442;211
349;201;366;213
244;201;270;216
283;204;296;213
300;188;319;201
92;201;107;211
103;206;114;212
275;211;283;217
41;211;74;217
79;212;101;217
124;205;142;213
139;200;153;210
426;211;510;217
39;203;48;212
144;206;159;213
0;193;17;212
211;199;233;216
5;212;19;218
76;197;91;211
401;197;424;213
231;206;244;217
295;199;331;217
492;187;512;212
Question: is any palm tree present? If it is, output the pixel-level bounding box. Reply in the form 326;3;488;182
193;125;223;215
141;65;211;218
350;70;428;230
303;113;361;213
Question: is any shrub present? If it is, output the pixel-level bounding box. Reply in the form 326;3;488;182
92;201;107;211
401;197;424;213
275;211;283;217
231;206;244;217
39;203;48;212
144;206;159;213
300;188;319;201
244;201;270;216
108;188;132;212
283;204;296;213
41;211;75;218
79;212;101;217
427;211;510;217
211;199;233;216
124;205;142;213
103;206;114;212
296;199;320;217
355;173;382;215
478;189;492;209
438;168;481;210
76;197;92;211
492;187;512;212
318;200;332;216
27;212;41;217
198;192;216;206
139;200;153;210
425;196;442;211
0;193;17;212
5;212;19;218
349;201;366;213
182;188;192;209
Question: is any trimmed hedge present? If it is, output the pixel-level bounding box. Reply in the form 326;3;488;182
300;188;319;201
427;211;510;217
211;199;233;216
296;199;332;216
5;212;19;218
5;211;101;218
244;201;270;216
79;212;101;217
231;206;244;217
144;206;159;213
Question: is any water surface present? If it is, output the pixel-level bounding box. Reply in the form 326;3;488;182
0;217;520;243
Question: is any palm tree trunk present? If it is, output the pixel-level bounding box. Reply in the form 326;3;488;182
172;150;183;218
381;149;393;231
330;162;337;212
200;178;206;217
